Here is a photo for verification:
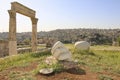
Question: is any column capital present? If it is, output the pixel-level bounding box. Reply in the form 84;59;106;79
31;18;38;24
8;10;16;18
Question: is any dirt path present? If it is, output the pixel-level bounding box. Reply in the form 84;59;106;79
36;67;98;80
0;61;38;80
0;61;119;80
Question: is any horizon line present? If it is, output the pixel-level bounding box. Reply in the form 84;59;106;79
0;27;120;33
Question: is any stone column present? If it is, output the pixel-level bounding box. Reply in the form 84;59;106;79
31;18;38;52
8;10;17;55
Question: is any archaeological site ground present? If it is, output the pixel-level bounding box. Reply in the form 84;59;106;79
0;1;120;80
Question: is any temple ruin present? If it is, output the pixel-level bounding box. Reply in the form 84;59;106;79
8;2;38;56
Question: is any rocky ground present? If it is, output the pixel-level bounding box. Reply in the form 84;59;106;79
0;61;119;80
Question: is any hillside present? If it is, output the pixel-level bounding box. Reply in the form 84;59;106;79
0;28;120;45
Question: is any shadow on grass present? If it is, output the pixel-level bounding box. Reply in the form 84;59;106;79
73;49;95;56
37;67;86;77
38;72;55;77
31;50;51;58
65;68;86;75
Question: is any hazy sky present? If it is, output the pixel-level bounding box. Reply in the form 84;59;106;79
0;0;120;32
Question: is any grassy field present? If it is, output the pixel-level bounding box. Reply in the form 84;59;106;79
0;44;120;80
65;44;120;73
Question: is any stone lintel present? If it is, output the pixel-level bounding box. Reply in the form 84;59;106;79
11;2;35;18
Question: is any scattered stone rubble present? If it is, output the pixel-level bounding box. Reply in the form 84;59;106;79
45;56;57;65
40;41;91;74
40;41;77;75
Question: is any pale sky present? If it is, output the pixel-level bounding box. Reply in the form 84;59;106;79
0;0;120;32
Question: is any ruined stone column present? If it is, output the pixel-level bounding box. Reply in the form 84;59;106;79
8;10;17;55
31;18;38;52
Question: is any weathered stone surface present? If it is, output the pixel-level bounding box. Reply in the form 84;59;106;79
8;10;16;41
51;41;72;61
45;56;57;65
8;9;17;55
74;41;90;50
9;41;17;55
11;2;35;18
31;18;38;52
59;61;78;69
0;40;9;57
17;47;31;53
39;68;53;75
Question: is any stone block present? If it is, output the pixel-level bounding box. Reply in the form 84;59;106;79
51;41;72;61
74;41;90;50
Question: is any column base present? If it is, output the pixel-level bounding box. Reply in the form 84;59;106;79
9;41;17;56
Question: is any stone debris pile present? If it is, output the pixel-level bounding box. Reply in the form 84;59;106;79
40;41;90;75
40;41;74;75
45;56;57;65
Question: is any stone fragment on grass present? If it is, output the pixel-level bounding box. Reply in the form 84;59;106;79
45;56;57;65
74;41;90;50
39;68;53;75
51;41;72;61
